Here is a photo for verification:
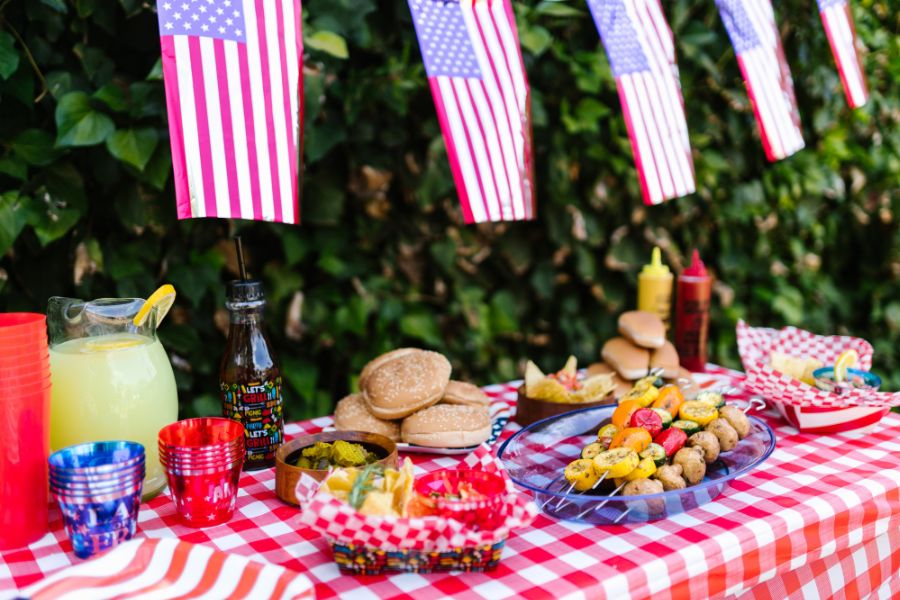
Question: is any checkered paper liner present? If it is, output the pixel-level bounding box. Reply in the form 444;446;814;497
736;321;900;409
294;445;537;552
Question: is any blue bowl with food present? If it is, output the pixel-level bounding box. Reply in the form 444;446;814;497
812;367;881;395
497;404;776;524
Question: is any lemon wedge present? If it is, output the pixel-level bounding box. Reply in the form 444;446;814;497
133;284;176;327
833;349;858;383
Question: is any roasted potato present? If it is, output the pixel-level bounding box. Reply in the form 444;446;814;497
654;464;687;491
719;405;751;439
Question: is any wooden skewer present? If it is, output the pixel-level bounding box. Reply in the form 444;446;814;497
575;480;626;519
613;507;632;524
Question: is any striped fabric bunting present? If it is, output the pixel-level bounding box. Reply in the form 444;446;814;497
19;538;315;599
817;0;868;108
586;0;696;206
407;0;535;224
716;0;804;161
157;0;303;224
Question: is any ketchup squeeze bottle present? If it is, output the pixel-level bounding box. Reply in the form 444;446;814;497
675;251;712;373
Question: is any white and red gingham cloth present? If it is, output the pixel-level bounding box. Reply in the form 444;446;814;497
3;365;900;599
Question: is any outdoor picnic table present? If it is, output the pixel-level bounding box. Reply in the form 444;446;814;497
2;365;899;599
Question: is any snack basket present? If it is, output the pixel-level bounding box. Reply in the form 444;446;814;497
736;321;900;434
295;446;536;575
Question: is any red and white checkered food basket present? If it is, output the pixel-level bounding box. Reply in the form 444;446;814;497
294;446;537;575
736;320;900;434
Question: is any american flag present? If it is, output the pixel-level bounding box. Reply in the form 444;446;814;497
716;0;804;161
407;0;535;223
157;0;303;224
817;0;868;108
587;0;695;206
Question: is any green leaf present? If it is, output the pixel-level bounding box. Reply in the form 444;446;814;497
93;82;128;112
0;193;27;255
519;25;553;57
306;31;349;59
534;1;583;17
106;127;159;170
55;91;115;147
0;31;19;80
0;157;27;181
146;58;163;81
40;0;68;12
12;129;59;165
400;310;442;346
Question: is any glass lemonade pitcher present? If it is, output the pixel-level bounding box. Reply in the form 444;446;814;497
47;295;178;499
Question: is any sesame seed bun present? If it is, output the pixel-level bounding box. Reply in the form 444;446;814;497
332;393;401;442
440;380;490;407
358;348;419;390
401;404;492;448
650;341;680;379
362;349;452;419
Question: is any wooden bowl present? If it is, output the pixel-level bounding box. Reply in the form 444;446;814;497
515;385;617;428
275;430;398;506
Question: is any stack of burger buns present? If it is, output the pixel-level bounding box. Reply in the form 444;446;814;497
332;348;492;448
589;311;693;398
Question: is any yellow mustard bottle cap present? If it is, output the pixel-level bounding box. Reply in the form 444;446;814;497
641;247;670;276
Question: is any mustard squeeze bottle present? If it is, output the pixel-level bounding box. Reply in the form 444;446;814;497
637;247;674;330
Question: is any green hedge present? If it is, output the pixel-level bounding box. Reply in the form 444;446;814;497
0;0;897;420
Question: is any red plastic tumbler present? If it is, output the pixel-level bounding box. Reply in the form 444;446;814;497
0;312;50;550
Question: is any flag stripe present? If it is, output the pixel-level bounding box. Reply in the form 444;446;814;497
159;36;193;220
187;37;217;218
626;0;687;198
428;78;478;223
116;540;195;599
451;78;502;220
620;76;663;203
466;3;523;220
282;0;303;214
436;78;488;222
466;78;514;220
172;36;205;217
639;0;694;193
203;39;236;218
254;0;283;223
224;41;257;220
821;4;867;108
269;0;297;224
175;551;228;599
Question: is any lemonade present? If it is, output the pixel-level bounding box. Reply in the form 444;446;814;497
49;333;178;498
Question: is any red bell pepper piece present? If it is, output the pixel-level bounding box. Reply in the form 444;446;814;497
629;408;663;438
654;427;687;457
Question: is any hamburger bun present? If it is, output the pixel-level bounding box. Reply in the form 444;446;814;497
362;349;452;419
401;404;492;448
441;380;490;407
601;337;651;380
333;393;400;442
586;362;632;399
650;341;680;379
618;311;666;349
359;348;418;390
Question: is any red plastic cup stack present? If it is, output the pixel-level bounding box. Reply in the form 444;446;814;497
0;313;51;549
158;418;245;527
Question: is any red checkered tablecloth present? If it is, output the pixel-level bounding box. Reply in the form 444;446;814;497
3;365;900;599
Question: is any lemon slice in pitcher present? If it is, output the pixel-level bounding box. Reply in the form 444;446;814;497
833;349;858;383
133;284;176;327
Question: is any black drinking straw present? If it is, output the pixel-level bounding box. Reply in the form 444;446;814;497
235;236;248;280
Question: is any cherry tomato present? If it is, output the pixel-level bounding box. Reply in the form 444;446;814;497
629;407;663;438
653;427;687;457
609;427;652;454
612;400;642;430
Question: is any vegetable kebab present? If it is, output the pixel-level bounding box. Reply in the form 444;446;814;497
561;376;753;497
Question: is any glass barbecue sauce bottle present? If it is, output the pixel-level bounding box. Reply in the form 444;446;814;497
219;280;284;470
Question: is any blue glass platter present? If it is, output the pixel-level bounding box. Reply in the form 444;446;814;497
497;405;776;524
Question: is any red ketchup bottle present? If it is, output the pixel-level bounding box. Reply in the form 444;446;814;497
675;250;713;373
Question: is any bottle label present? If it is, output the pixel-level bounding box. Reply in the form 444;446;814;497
221;377;284;467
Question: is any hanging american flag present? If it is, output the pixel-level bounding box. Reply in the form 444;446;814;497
407;0;535;223
157;0;303;224
587;0;695;206
716;0;804;161
817;0;868;108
